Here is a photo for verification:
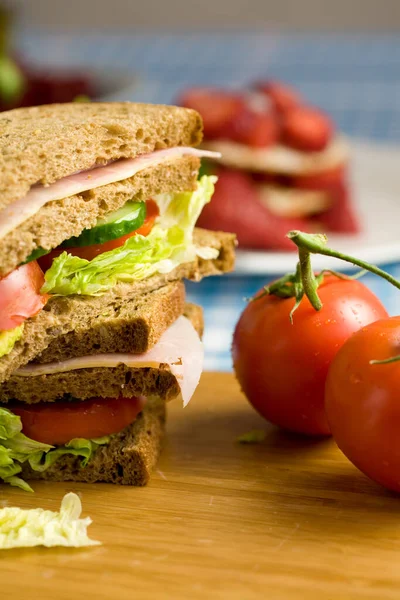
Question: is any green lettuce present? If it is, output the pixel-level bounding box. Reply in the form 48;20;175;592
0;324;24;359
42;175;219;296
0;492;100;548
0;407;109;492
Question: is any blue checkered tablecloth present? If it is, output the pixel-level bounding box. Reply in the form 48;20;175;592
16;30;400;370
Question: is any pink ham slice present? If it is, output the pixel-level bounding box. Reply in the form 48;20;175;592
15;316;204;407
0;147;220;241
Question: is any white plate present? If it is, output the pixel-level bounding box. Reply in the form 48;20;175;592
234;139;400;275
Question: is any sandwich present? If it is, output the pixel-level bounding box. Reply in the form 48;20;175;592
178;82;359;251
0;102;236;491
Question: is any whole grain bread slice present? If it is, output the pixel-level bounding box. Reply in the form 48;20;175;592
0;228;235;384
0;102;202;211
35;282;186;364
19;395;166;486
0;303;204;404
0;155;199;276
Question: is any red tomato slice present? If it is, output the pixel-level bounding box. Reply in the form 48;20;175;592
227;105;279;148
38;199;159;272
0;261;48;331
178;87;243;138
291;166;346;191
10;395;146;445
281;106;333;152
255;80;302;114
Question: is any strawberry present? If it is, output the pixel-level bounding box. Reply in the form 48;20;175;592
281;106;333;152
291;165;346;191
196;169;309;250
255;80;301;114
227;104;279;148
319;182;360;233
177;88;243;139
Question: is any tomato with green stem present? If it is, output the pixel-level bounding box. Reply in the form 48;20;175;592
232;231;395;436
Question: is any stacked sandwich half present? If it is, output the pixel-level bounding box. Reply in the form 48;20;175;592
0;102;235;491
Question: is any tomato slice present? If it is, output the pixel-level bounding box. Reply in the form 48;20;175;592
254;80;301;114
0;261;48;331
178;87;243;138
10;395;146;445
291;166;346;191
38;199;159;272
227;106;279;148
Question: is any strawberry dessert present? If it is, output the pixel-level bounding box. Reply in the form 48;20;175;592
178;81;358;251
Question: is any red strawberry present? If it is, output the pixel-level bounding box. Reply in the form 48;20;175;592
177;88;243;139
292;165;346;191
196;169;309;250
281;106;333;152
255;80;301;114
227;104;279;148
319;182;359;233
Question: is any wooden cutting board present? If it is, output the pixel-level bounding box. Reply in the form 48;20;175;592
2;372;400;600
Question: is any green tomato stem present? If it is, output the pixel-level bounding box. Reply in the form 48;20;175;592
298;247;322;311
370;355;400;365
288;230;400;293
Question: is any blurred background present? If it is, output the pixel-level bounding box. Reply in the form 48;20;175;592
4;1;400;369
14;0;400;30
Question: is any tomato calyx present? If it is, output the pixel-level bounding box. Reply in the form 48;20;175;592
254;230;382;320
256;263;334;322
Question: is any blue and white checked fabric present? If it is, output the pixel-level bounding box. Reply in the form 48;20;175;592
16;30;400;370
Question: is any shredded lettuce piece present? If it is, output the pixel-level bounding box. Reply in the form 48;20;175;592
0;407;109;492
0;324;24;359
42;176;219;296
0;492;100;549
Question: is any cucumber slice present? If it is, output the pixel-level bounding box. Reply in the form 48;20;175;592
23;247;50;265
61;201;146;248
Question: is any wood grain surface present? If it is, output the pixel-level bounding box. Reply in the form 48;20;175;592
2;372;400;600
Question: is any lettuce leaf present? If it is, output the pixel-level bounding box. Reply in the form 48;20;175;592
0;407;109;492
42;176;219;296
0;324;24;359
0;492;100;548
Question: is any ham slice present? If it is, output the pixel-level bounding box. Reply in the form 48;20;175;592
15;316;204;407
0;147;221;241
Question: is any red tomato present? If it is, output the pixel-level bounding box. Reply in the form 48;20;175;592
178;87;243;138
255;80;301;114
232;277;388;435
11;395;146;445
291;166;346;191
38;199;159;272
325;317;400;492
281;106;333;152
0;261;48;330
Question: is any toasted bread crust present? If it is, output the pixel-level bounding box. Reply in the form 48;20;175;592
0;102;202;211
